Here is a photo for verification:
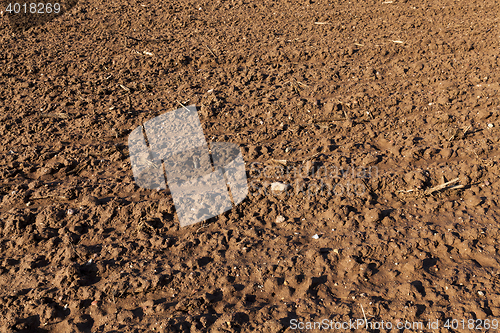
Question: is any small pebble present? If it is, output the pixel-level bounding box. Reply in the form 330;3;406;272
271;182;289;195
312;234;320;239
275;215;286;223
67;209;75;215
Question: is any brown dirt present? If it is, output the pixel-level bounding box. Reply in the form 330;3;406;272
1;0;500;331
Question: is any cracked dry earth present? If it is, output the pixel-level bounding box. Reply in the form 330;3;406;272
1;0;500;332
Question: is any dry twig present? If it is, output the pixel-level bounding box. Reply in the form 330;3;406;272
268;159;288;166
424;177;461;195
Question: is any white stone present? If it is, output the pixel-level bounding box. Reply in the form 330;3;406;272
275;215;286;223
271;182;289;194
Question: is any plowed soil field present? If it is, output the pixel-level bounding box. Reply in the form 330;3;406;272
1;0;500;332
